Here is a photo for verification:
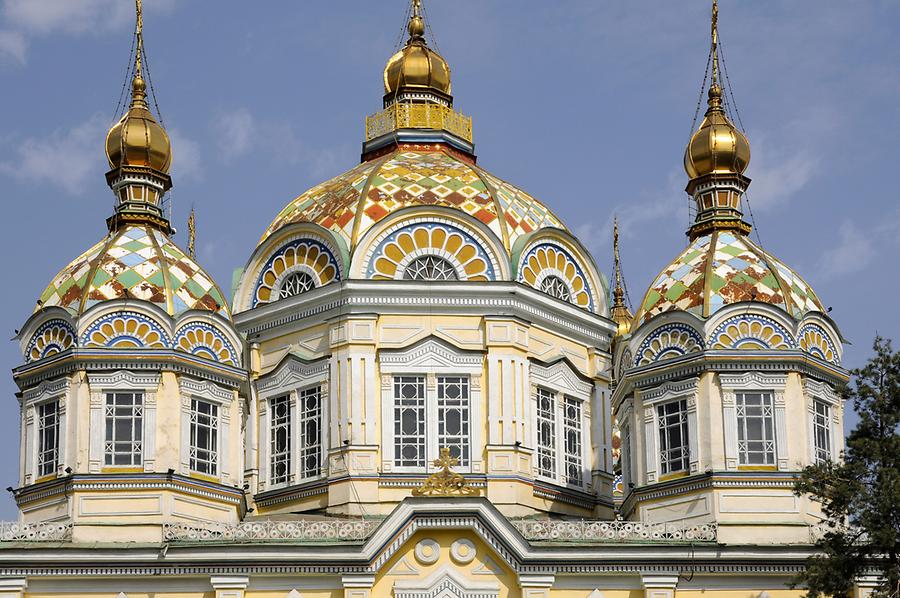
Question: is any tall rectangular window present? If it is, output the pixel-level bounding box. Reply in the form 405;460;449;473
657;399;689;475
563;397;583;486
813;400;832;464
104;392;143;466
437;376;470;467
394;376;426;468
536;387;556;479
736;392;776;465
270;395;292;485
189;399;218;476
298;385;323;479
37;401;60;477
621;423;632;490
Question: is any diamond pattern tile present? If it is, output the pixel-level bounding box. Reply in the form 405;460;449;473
36;224;229;318
636;231;825;324
259;148;568;252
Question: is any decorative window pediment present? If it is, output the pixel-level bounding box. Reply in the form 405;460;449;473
257;355;329;395
87;371;161;392
641;377;699;406
393;566;500;598
379;337;483;374
530;358;593;399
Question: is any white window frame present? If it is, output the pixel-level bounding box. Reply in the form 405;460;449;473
530;360;593;491
178;377;234;482
657;399;690;476
297;383;325;481
256;358;329;491
36;399;61;478
720;372;788;471
380;339;483;474
21;378;69;485
87;372;160;473
103;391;144;467
804;378;842;466
640;377;699;484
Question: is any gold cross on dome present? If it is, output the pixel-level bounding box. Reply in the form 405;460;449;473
434;447;458;470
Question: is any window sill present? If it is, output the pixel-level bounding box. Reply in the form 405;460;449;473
34;473;59;484
101;466;144;473
658;471;689;482
737;465;778;472
189;471;221;483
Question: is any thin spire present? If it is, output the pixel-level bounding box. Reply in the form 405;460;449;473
613;217;626;309
710;0;720;88
188;206;196;258
130;0;148;107
610;217;634;338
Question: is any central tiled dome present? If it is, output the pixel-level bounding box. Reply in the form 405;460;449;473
260;148;567;252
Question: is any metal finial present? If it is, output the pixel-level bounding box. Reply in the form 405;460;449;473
188;206;196;258
711;0;720;88
407;0;426;41
130;0;147;107
613;217;626;307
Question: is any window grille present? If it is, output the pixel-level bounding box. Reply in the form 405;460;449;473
403;256;459;281
540;275;571;302
270;395;292;485
394;376;427;468
299;386;323;479
37;401;60;477
536;387;556;479
437;376;470;466
657;399;690;475
190;399;218;476
104;392;143;466
736;392;776;465
563;397;583;486
813;400;832;464
278;271;316;298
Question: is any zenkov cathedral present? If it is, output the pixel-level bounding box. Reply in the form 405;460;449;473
4;2;863;598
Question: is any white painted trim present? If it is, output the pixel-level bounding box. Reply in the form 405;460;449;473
720;372;787;471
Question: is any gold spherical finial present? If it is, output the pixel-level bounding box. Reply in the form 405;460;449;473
383;0;452;98
684;83;750;179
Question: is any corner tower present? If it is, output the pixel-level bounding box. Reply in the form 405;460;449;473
13;0;246;540
612;0;847;544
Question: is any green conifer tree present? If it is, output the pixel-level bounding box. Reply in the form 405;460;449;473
794;337;900;598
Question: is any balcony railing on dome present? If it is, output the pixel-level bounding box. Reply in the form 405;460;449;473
0;521;72;542
365;103;473;143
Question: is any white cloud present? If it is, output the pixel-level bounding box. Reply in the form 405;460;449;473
0;113;108;194
213;108;257;162
818;221;875;279
0;30;25;64
169;128;202;182
0;0;177;64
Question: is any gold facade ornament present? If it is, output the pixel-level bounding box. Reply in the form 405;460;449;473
412;448;479;497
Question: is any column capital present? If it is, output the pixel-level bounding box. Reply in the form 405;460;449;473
641;574;679;589
210;576;249;590
341;574;375;588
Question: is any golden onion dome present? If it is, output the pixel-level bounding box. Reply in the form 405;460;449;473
106;75;172;174
684;84;750;179
383;7;451;97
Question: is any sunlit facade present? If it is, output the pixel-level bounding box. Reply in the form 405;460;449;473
4;2;872;598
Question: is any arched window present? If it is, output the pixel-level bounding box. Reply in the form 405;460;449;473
540;275;571;302
278;271;316;298
403;256;459;281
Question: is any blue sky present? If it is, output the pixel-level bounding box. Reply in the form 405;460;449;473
0;1;898;518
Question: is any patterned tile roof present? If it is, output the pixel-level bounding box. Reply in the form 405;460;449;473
634;231;824;325
260;148;567;252
37;224;230;318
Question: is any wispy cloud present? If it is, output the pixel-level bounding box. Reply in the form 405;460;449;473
211;107;344;178
0;113;108;194
169;128;202;182
0;0;177;65
818;221;876;280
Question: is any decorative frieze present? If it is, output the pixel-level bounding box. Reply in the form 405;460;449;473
512;519;717;542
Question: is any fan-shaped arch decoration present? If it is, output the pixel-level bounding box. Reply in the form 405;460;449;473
518;242;594;311
253;238;341;306
173;322;239;366
82;311;169;349
366;221;496;281
25;319;76;363
709;314;795;351
798;323;838;364
635;323;705;366
617;349;633;380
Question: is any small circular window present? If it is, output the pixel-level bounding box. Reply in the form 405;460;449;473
403;255;459;281
278;271;316;298
540;275;571;302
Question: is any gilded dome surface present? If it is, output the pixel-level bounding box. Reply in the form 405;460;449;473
105;78;172;174
37;224;229;318
383;11;451;97
633;231;824;325
260;148;567;251
684;85;750;179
